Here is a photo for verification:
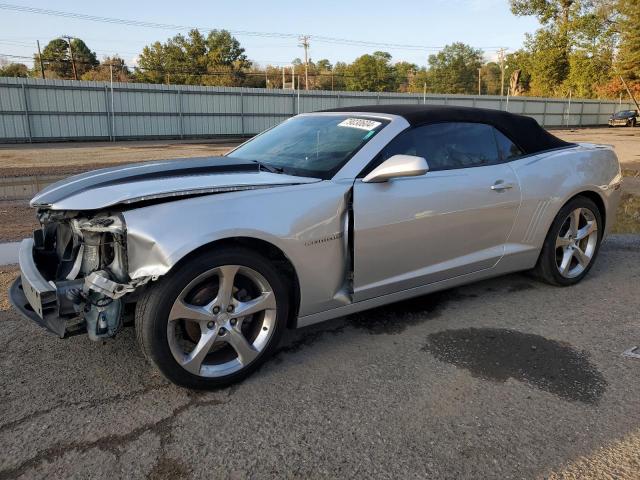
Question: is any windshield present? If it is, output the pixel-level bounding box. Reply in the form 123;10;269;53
614;110;636;118
227;115;388;179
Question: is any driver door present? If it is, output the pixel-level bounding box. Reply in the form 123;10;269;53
352;122;521;302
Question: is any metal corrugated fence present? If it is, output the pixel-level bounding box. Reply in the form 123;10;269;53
0;77;635;143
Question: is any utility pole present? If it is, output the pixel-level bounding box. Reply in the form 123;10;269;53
497;48;507;97
109;61;115;141
63;35;78;80
36;40;45;79
298;35;310;90
620;75;640;112
478;67;482;95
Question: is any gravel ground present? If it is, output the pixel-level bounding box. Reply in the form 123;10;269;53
0;201;38;243
555;127;640;172
0;139;241;177
0;235;639;479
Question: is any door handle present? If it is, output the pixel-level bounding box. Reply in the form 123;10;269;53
490;182;514;191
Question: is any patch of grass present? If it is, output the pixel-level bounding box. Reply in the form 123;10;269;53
621;168;640;178
0;265;19;311
613;193;640;234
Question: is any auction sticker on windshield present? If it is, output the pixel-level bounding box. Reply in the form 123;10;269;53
337;118;382;131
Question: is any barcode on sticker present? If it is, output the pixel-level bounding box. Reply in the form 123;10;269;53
337;118;382;131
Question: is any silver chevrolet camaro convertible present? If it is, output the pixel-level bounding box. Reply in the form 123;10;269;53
10;105;622;388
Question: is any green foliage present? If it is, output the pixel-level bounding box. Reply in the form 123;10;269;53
81;57;130;82
135;29;251;86
617;0;640;81
506;50;533;94
508;0;621;98
510;0;577;25
524;29;570;96
36;38;98;79
426;43;483;94
393;61;419;92
345;51;396;92
0;62;29;77
481;62;502;95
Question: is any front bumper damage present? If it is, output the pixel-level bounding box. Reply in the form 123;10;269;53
9;234;149;339
9;239;84;337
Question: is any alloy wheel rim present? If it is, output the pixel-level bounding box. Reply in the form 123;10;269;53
555;207;598;279
166;265;277;377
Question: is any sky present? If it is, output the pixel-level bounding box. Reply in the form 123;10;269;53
0;0;541;69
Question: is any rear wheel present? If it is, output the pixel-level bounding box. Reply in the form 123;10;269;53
136;247;289;389
533;196;602;286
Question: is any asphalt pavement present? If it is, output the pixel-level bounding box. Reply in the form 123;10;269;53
0;234;639;479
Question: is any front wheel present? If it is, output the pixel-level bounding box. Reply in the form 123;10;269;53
135;247;289;389
533;196;602;286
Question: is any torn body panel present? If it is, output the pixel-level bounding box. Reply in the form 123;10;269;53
11;211;150;339
124;180;353;317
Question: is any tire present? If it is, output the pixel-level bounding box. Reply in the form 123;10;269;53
136;246;289;389
533;196;603;287
631;118;637;128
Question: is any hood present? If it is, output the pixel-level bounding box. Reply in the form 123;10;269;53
31;156;321;211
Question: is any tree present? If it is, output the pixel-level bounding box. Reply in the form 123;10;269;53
135;29;250;86
524;29;571;96
616;0;640;81
81;57;130;82
426;43;483;94
314;59;334;90
510;0;617;97
346;51;395;92
35;38;98;79
0;61;29;77
510;0;577;26
480;62;502;95
506;49;533;94
393;61;418;92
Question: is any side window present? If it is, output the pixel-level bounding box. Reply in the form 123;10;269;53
376;122;501;172
493;128;523;161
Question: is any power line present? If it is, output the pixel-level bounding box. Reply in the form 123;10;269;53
0;3;509;53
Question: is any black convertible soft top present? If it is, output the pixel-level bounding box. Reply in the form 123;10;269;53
322;104;573;155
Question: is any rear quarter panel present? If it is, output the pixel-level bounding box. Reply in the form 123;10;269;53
507;144;622;266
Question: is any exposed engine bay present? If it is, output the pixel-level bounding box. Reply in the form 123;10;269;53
33;209;150;341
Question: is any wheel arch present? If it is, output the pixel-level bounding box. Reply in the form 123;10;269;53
168;236;301;329
565;190;607;232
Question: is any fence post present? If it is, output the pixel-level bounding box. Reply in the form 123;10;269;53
240;90;245;135
542;100;548;127
337;92;341;107
21;83;32;143
596;101;602;126
291;89;296;117
178;89;184;139
579;101;584;127
104;85;113;141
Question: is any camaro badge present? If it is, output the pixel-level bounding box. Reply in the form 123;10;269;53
304;232;344;246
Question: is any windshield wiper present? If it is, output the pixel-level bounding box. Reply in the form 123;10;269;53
250;160;284;174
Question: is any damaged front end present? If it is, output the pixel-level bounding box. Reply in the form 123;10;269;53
9;209;150;340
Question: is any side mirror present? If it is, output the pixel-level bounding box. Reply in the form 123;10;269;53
362;154;429;183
